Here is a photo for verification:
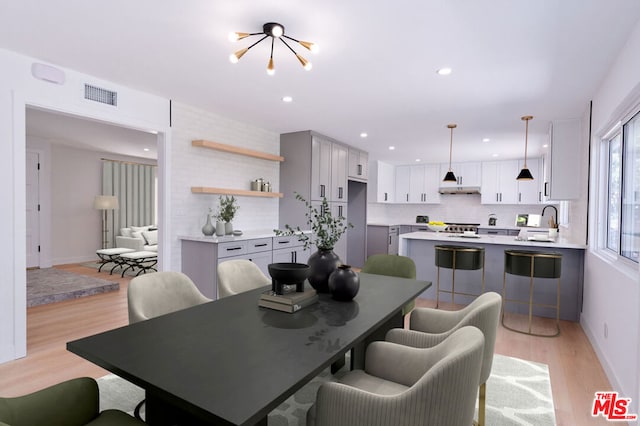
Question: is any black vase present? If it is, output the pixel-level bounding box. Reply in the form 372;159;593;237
307;248;340;293
328;265;360;301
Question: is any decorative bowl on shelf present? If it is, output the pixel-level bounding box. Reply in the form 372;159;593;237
427;223;448;232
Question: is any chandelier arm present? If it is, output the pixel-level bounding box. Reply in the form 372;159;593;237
246;35;269;51
269;37;274;59
282;35;299;43
279;37;298;55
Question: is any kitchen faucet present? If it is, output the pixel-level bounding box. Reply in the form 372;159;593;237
541;205;558;228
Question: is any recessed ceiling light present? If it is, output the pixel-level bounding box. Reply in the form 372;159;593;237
360;132;368;138
482;138;490;142
436;67;452;76
492;153;499;157
282;96;293;102
543;144;549;148
389;146;395;150
143;148;150;152
415;159;421;162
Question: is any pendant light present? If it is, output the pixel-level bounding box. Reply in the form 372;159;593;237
443;124;457;182
516;115;534;180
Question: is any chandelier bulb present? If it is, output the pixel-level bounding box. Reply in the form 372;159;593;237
296;54;312;70
267;58;275;76
299;41;319;53
229;48;249;64
228;32;251;42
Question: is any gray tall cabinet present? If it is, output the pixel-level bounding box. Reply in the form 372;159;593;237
279;131;368;267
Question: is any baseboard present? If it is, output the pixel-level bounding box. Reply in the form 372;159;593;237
52;255;98;266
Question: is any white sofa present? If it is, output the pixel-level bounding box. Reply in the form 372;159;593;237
115;225;158;252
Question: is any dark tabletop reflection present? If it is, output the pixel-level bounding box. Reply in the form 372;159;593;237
261;309;318;329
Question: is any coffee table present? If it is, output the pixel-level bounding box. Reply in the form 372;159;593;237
68;273;430;426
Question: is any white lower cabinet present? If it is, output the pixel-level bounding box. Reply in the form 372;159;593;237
272;235;309;264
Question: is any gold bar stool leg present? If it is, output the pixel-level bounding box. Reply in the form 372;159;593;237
436;265;441;308
501;250;562;337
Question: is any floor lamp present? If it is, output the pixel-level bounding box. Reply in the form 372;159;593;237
94;195;119;249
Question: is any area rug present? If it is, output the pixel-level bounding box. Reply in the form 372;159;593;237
97;354;555;426
27;268;119;307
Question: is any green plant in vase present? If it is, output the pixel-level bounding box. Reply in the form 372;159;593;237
274;193;353;292
218;195;239;235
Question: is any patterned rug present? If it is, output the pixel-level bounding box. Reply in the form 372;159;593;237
97;354;555;425
26;268;119;307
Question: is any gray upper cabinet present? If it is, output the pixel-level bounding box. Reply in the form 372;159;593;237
348;148;368;181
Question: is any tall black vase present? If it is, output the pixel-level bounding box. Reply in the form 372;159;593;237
307;248;340;293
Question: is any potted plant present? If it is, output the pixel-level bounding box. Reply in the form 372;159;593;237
275;193;352;292
218;195;239;235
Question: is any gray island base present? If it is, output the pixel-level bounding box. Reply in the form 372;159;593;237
400;232;586;321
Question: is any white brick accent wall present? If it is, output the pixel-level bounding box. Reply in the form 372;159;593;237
169;102;280;270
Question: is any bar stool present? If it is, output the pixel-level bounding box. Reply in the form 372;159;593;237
435;245;485;308
502;250;562;337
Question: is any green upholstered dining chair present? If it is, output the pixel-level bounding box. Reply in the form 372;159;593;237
307;326;485;426
0;377;145;426
386;291;502;426
361;254;417;315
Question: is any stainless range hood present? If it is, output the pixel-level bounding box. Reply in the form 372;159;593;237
438;186;481;194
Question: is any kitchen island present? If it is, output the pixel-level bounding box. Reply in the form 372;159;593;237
399;232;586;321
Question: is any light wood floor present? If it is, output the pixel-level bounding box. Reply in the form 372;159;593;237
0;264;613;425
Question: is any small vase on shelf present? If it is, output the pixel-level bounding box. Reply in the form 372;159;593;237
225;222;233;235
202;214;215;236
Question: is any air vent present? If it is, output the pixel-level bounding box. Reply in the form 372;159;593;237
84;84;117;106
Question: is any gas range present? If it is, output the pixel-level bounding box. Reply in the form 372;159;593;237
442;223;480;233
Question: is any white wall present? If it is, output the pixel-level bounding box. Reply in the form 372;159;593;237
168;102;280;271
584;18;640;417
0;48;170;363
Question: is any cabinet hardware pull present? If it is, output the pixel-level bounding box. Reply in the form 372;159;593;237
227;247;242;251
338;187;343;199
255;243;268;247
338;205;343;217
278;240;289;244
496;193;499;202
384;192;388;201
406;193;409;202
539;191;542;202
518;193;521;202
358;164;362;175
544;182;549;197
389;235;392;245
320;184;326;197
294;251;297;263
499;193;502;202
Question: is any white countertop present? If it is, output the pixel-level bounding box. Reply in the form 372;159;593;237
399;231;586;250
178;229;311;243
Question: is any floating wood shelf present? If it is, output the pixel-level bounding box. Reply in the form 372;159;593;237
192;140;284;162
191;187;283;198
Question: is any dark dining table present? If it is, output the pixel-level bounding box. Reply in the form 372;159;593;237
67;272;431;425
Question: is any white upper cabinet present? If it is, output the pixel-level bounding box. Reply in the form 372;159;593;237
545;119;581;200
439;162;482;188
394;165;411;203
481;160;519;204
348;148;368;181
517;158;543;204
369;160;395;202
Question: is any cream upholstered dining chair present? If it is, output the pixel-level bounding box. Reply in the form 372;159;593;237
307;326;485;426
361;254;417;315
217;259;271;299
386;291;502;426
127;271;211;324
127;271;211;420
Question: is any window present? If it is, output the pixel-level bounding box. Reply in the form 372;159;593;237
603;112;639;263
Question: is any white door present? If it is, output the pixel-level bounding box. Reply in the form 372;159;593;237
26;150;40;268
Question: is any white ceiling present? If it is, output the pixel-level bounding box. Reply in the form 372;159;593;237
3;0;640;164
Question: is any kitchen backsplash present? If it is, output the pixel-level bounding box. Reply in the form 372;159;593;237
367;194;560;228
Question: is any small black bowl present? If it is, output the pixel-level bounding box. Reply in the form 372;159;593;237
268;263;310;294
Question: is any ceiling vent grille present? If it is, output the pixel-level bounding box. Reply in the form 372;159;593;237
84;84;117;106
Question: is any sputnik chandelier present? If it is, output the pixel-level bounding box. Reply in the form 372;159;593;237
228;22;318;75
